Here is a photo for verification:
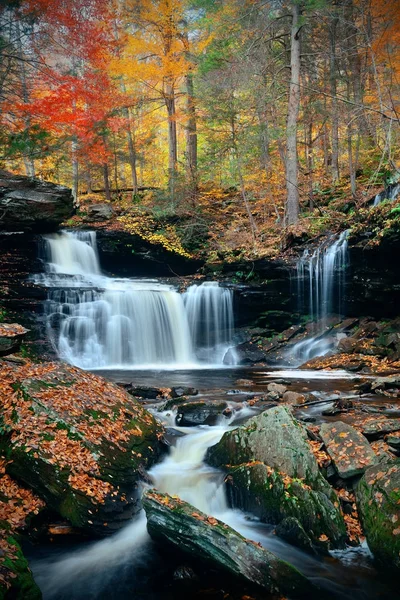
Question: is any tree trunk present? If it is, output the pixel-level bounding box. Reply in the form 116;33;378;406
103;164;111;201
165;80;178;196
185;71;197;196
71;138;79;205
329;13;340;185
285;2;301;226
15;18;35;177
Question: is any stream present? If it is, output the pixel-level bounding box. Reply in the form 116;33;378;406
25;230;398;599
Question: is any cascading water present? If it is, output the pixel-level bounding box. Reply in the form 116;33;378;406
289;231;349;362
372;182;400;207
35;231;237;369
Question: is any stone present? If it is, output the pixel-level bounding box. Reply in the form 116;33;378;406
282;391;306;405
361;419;400;437
356;462;400;572
170;386;198;398
176;402;228;427
0;362;163;534
0;532;42;599
0;323;29;356
386;435;400;450
319;422;377;479
0;169;74;232
224;342;266;365
206;406;331;493
267;382;287;396
337;336;357;353
226;463;346;549
275;517;318;555
85;203;113;221
143;490;314;598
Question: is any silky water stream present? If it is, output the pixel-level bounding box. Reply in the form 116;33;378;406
29;382;394;600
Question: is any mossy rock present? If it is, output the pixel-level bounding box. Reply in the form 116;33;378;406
356;462;400;571
206;406;331;494
226;462;346;550
0;533;41;600
0;362;164;535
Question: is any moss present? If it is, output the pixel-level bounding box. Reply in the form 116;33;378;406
0;535;41;600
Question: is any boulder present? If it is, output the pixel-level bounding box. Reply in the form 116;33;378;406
319;422;377;479
226;462;346;549
224;342;266;365
267;382;287;396
85;203;113;221
0;362;163;535
337;337;357;353
125;385;164;399
170;386;198;398
361;419;400;437
282;391;306;405
206;406;330;492
0;533;42;600
143;490;314;598
0;323;29;356
176;402;228;427
275;517;318;555
356;462;400;571
0;169;74;232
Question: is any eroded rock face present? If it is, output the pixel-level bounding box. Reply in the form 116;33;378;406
143;490;314;598
0;170;74;232
0;362;163;535
319;422;377;479
356;462;400;571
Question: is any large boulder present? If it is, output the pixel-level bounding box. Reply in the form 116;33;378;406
0;324;29;356
356;462;400;571
0;362;163;535
206;407;345;550
206;406;329;491
319;422;377;479
0;170;74;232
143;490;314;598
226;462;346;549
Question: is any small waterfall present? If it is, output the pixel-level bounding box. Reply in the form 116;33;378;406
372;182;400;207
290;231;349;362
35;231;237;368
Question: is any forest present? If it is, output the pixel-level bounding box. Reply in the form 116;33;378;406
1;0;399;256
1;1;400;600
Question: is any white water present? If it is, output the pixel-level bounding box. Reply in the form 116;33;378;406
32;407;379;600
35;231;237;369
289;231;349;363
372;182;400;206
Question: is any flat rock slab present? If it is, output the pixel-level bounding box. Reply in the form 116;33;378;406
320;422;377;479
0;323;29;356
143;490;314;598
362;419;400;437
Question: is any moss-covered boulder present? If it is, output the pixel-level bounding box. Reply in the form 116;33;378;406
0;362;163;535
143;490;315;598
0;533;41;600
226;462;346;549
319;422;377;479
206;407;346;551
206;406;330;492
356;462;400;571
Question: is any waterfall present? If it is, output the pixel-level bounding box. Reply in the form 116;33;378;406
290;231;349;362
35;231;237;369
372;182;400;207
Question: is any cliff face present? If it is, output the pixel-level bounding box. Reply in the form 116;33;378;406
0;170;74;233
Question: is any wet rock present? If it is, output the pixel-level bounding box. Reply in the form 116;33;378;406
361;419;400;437
337;337;357;354
170;386;198;398
125;385;164;399
266;391;280;402
84;203;113;221
0;169;74;232
319;422;377;479
206;406;332;493
0;532;42;599
143;490;314;597
356;462;400;571
224;342;266;365
266;382;287;396
226;463;346;549
0;362;163;535
176;402;228;427
282;391;305;405
386;435;400;450
0;323;29;356
275;517;318;555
